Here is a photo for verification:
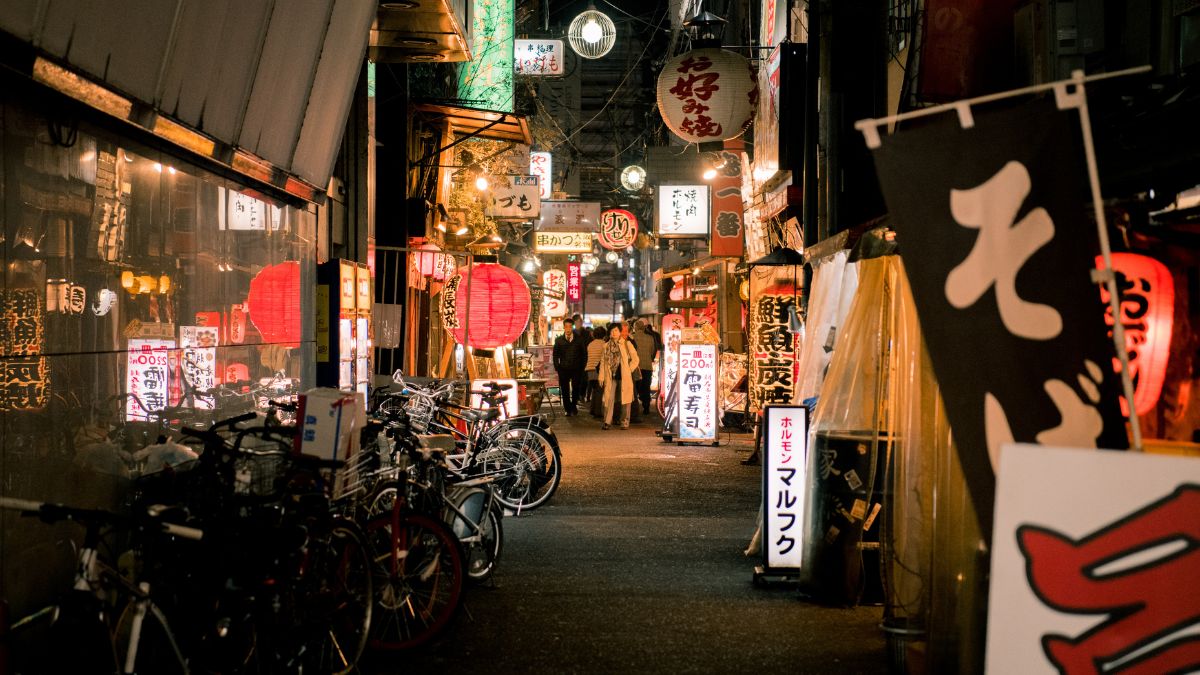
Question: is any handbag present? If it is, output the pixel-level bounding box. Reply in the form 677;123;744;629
631;368;642;382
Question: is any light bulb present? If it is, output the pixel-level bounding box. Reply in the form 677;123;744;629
153;162;162;172
436;222;447;232
702;168;717;180
581;19;602;44
455;226;469;236
522;259;536;272
475;176;489;191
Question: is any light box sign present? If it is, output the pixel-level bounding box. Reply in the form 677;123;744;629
986;443;1200;674
470;378;521;418
487;175;541;218
1;288;49;411
530;151;552;200
763;405;807;571
126;339;173;421
598;208;638;250
458;0;515;113
534;231;593;253
180;326;219;409
677;342;719;442
567;262;582;301
514;39;564;75
537;200;601;232
219;187;281;231
543;268;568;318
657;185;710;237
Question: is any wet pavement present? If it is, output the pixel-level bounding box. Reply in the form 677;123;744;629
365;406;889;674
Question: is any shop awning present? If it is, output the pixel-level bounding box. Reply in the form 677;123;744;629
413;103;532;145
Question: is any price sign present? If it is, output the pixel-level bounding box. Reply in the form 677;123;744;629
677;342;718;442
534;231;592;253
127;339;173;421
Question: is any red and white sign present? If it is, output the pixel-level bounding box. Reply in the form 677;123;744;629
987;443;1200;674
515;39;564;75
530;152;552;200
1097;253;1174;416
764;405;808;570
180;325;219;408
567;263;582;302
598;208;638;250
677;342;718;442
659;313;686;408
542;269;568;318
127;339;173;421
656;48;758;143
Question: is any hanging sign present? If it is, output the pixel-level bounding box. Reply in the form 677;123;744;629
0;289;49;411
530;152;553;200
567;262;582;301
763;405;808;571
1098;253;1174;416
514;39;564;75
677;342;719;442
986;443;1200;674
126;339;173;421
534;231;592;253
486;175;541;218
543;269;568;318
537;200;601;232
656;48;758;143
748;268;799;412
180;325;219;409
868;95;1128;536
657;185;710;237
710;143;746;257
598;208;639;250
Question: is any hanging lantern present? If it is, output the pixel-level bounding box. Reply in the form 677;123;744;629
247;261;302;346
620;165;646;192
441;262;532;350
413;243;456;281
568;5;616;60
543;269;568;318
657;48;758;143
1097;253;1174;416
598;209;639;250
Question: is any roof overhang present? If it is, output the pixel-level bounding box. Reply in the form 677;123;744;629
370;0;471;63
413;103;531;144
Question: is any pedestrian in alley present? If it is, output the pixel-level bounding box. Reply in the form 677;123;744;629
554;318;585;416
585;325;607;417
571;313;591;411
630;319;658;419
599;323;638;429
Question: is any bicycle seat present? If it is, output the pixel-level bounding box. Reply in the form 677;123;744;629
482;382;514;392
460;408;501;423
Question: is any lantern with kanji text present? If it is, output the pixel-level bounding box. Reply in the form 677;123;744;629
598;209;639;250
442;260;532;350
657;48;758;144
1096;253;1174;416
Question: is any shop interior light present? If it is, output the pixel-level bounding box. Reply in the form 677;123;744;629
167;166;177;175
522;258;536;273
491;234;503;242
436;221;448;232
120;270;135;290
153;162;163;173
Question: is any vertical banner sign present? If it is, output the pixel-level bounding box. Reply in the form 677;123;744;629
180;326;219;409
126;339;173;420
530;151;553;200
542;269;568;318
867;96;1128;535
0;289;49;411
458;0;515;113
764;405;808;571
986;443;1200;674
747;267;799;412
677;342;718;442
514;39;564;75
487;175;541;218
598;208;638;250
657;185;710;237
710;141;746;257
660;313;686;408
566;263;582;302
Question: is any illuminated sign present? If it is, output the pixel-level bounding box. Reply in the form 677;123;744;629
659;312;685;410
747;267;799;412
514;39;564;76
764;405;807;571
598;208;638;250
127;339;173;421
530;152;552;200
1;289;49;411
543;269;568;318
534;231;592;253
677;342;718;442
470;378;521;418
657;184;710;237
180;325;219;409
458;0;515;113
487;175;541;218
567;263;582;301
537;200;601;232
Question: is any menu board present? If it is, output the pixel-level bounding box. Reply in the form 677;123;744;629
677;342;718;442
126;339;173;421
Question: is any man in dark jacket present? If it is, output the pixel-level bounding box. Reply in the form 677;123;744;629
553;318;585;415
571;313;592;407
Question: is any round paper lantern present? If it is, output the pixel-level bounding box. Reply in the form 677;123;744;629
413;243;456;281
247;261;301;346
657;48;757;143
1096;253;1174;416
598;209;639;250
542;269;568;319
441;263;531;349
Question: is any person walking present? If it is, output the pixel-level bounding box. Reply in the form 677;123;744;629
630;319;658;418
585;325;607;417
571;313;591;410
599;323;638;429
553;318;585;416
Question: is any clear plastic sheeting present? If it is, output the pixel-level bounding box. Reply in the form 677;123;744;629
795;251;858;404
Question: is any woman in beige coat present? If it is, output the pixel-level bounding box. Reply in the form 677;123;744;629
599;324;639;429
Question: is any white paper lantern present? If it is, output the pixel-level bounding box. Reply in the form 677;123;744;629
568;7;616;60
657;48;757;143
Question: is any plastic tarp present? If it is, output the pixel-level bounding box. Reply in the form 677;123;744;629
794;250;859;404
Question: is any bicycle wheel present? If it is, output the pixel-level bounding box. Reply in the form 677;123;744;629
365;512;463;650
305;521;373;674
493;428;562;511
446;488;503;584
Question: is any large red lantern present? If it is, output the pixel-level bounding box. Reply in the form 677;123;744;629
441;262;531;349
657;48;758;143
247;261;302;346
1096;253;1174;416
598;209;639;250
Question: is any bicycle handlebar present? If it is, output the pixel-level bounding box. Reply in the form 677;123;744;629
0;497;204;541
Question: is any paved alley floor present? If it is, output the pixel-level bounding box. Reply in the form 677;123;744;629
366;408;889;674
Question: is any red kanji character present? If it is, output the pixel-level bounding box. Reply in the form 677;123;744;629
670;72;720;101
676;55;713;74
681;99;710;115
679;115;723;138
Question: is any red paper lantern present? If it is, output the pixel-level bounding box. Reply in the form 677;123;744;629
441;263;531;349
414;243;456;280
656;48;758;143
1096;253;1174;416
598;209;639;250
247;261;302;346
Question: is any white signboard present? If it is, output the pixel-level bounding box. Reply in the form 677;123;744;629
470;378;521;418
659;313;685;411
677;342;718;442
537;200;601;232
486;175;541;218
126;339;173;421
986;443;1200;674
180;325;219;409
534;231;592;253
764;405;808;570
220;188;281;231
657;185;710;237
542;269;568;318
530;151;552;200
514;39;565;75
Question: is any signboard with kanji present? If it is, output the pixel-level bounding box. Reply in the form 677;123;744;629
127;339;173;421
180;325;219;409
0;288;48;411
747;267;799;412
567;263;582;301
537;200;601;232
530;151;552;200
657;185;710;237
598;208;638;250
677;342;718;442
486;175;541;218
534;230;592;253
764;405;808;571
514;39;564;76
